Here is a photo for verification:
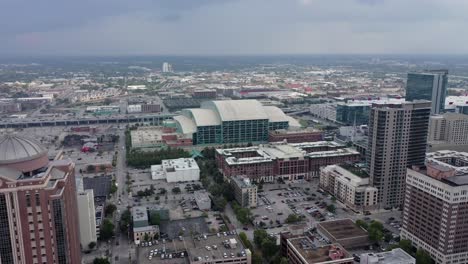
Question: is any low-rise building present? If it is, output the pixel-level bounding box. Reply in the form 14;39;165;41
216;141;360;181
151;158;200;182
283;235;353;264
132;206;159;245
317;219;370;250
269;128;323;143
130;126;166;148
231;175;258;208
360;248;415;264
320;164;378;212
194;191;211;210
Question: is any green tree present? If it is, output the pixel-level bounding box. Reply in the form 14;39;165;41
93;257;110;264
150;212;161;225
104;203;117;217
88;241;96;250
172;187;181;194
285;214;301;223
100;219;115;241
356;219;368;230
416;249;434;264
239;232;253;250
144;233;150;242
252;252;263;264
261;237;278;258
326;204;336;213
254;229;268;246
212;196;227;211
119;209;132;233
398;239;413;254
368;220;384;243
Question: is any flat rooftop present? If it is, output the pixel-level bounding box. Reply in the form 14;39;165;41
218;141;357;165
362;248;415;264
443;174;468;186
426;151;468;175
318;219;368;240
159;217;209;239
161;158;199;171
288;237;351;264
231;176;255;188
132;206;149;223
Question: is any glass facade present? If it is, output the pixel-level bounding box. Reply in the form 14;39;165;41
269;121;289;131
53;199;69;264
336;104;370;125
222;119;269;144
193;125;222;145
406;71;448;114
0;194;14;264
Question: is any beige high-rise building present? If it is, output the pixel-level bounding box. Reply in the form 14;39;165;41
428;113;468;151
367;101;431;209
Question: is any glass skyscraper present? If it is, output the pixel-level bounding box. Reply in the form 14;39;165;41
405;69;448;114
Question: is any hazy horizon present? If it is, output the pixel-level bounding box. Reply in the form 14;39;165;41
2;0;468;56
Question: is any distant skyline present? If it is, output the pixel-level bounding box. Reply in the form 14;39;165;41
2;0;468;56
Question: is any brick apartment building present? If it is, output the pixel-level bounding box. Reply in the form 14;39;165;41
216;141;360;182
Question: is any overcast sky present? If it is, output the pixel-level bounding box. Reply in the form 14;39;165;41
2;0;468;56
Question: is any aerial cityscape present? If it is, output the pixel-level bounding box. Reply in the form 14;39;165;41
1;1;468;264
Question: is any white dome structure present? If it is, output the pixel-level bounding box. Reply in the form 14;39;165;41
0;135;49;172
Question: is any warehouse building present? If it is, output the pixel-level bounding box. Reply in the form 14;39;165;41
151;158;200;182
173;99;300;145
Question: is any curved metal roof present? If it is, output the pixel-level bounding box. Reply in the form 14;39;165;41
183;109;221;126
0;135;47;164
263;106;290;122
202;100;268;121
173;115;197;135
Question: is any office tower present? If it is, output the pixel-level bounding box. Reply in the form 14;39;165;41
77;189;97;250
0;135;81;264
401;151;468;264
162;62;173;73
367;101;431;208
405;70;448;114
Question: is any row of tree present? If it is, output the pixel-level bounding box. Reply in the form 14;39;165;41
127;147;191;168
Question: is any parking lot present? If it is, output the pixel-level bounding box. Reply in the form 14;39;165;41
248;180;402;244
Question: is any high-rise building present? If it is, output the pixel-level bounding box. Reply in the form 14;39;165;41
77;189;97;250
401;152;468;264
428;113;468;146
0;135;81;264
405;70;448;114
162;62;173;73
367;101;431;208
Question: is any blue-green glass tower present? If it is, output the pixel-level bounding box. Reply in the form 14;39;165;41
405;70;448;114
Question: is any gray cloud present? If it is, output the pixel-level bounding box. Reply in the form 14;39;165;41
1;0;468;55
